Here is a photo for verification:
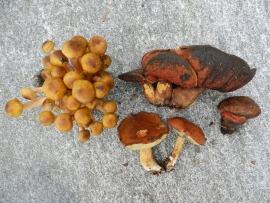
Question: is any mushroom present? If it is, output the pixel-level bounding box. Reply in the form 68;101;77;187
50;50;69;67
117;112;169;175
20;87;42;100
88;36;107;56
217;96;261;134
80;53;102;74
102;113;118;128
78;127;91;142
164;117;206;172
42;77;67;101
72;79;95;104
89;121;103;136
54;113;73;132
41;40;55;54
38;111;55;126
5;97;47;118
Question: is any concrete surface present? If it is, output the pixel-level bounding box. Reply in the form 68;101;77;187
0;1;269;202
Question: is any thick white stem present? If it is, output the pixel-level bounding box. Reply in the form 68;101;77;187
164;136;185;172
139;148;165;175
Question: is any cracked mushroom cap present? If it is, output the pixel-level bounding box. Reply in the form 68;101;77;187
117;112;169;150
167;117;206;146
218;96;261;119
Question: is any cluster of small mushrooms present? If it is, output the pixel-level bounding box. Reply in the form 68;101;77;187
117;45;261;174
5;35;117;142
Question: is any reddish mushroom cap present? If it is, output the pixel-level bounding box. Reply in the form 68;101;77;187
218;96;261;119
117;112;169;150
167;117;206;146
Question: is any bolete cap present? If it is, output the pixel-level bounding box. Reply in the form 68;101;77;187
167;117;205;146
218;96;261;119
118;112;169;150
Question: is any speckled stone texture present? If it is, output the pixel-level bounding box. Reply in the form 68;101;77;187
0;1;269;202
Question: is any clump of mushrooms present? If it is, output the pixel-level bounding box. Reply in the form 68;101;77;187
5;35;118;143
118;112;169;175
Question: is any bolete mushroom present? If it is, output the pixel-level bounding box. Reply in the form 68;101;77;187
117;112;169;175
164;117;206;172
217;96;261;134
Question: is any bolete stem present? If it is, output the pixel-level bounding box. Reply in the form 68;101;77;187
163;136;185;172
140;148;165;175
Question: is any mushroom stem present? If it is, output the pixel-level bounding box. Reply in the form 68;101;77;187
92;75;101;82
139;148;165;175
164;136;185;172
64;64;73;72
22;97;47;110
95;104;107;114
70;58;84;74
32;87;43;93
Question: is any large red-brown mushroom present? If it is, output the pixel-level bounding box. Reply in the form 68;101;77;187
118;45;256;109
118;112;169;175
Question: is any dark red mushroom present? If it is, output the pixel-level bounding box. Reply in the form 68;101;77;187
217;96;261;134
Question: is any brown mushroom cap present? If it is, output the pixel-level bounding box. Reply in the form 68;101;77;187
38;111;55;126
167;117;205;146
71;36;88;49
42;40;55;54
117;112;169;150
218;96;261;118
50;50;68;67
72;79;95;104
54;113;73;132
88;36;107;56
62;40;86;59
63;71;83;89
80;53;102;74
20;88;38;100
42;77;67;101
5;98;23;118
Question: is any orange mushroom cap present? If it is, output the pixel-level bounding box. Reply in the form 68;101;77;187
118;112;169;150
167;117;206;146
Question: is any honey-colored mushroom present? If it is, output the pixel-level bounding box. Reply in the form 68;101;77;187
54;113;73;132
72;79;95;104
5;97;47;118
42;77;67;101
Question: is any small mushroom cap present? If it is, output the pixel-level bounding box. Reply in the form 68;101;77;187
62;40;86;59
72;79;95;104
118;112;169;150
20;88;38;100
167;117;205;146
5;98;23;118
42;77;67;101
54;113;73;132
218;96;261;119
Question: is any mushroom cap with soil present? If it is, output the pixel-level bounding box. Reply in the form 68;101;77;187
118;111;169;175
217;96;261;134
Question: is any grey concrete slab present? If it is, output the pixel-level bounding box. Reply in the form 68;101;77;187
0;0;269;202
